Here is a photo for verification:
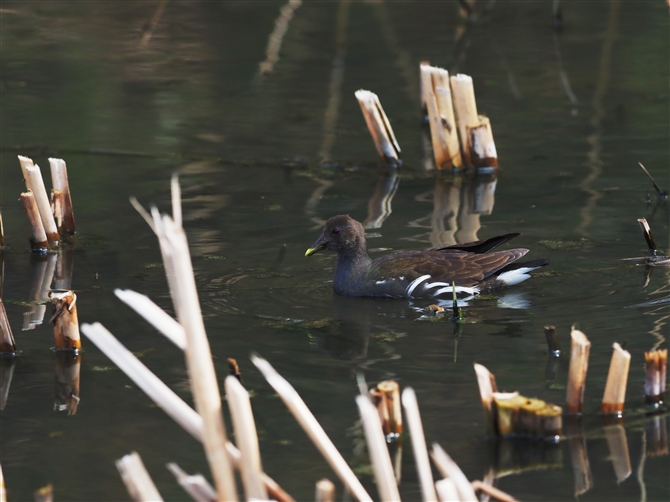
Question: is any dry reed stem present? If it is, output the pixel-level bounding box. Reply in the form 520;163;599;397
355;90;401;165
167;463;217;502
24;164;59;243
49;290;81;352
356;395;401;501
602;342;631;415
315;478;335;502
116;451;164;502
227;358;242;383
18;155;34;178
225;376;267;501
469;117;498;169
450;74;479;168
471;480;518;502
473;363;498;433
544;325;560;355
0;462;5;502
377;380;403;436
637;218;657;252
421;64;461;169
0;302;16;355
401;388;437;502
48;158;75;234
604;425;631;483
50;190;63;235
566;329;590;415
434;478;458;502
251;355;372;501
149;208;237;501
644;349;667;403
430;443;477;502
33;484;53;502
20;191;48;250
114;289;186;350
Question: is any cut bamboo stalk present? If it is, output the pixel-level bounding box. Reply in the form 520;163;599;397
0;359;16;410
48;159;75;234
474;363;498;434
401;388;437;502
0;301;16;355
251;355;372;501
34;484;53;502
167;463;217;502
20;191;48;251
421;64;462;169
114;289;186;350
80;322;293;502
23;164;59;244
565;329;590;415
471;480;518;502
469;116;498;169
116;451;164;502
603;425;631;483
225;376;267;501
434;478;458;502
544;325;560;355
430;443;477;502
601;342;631;415
355;394;401;501
54;353;80;415
148;209;237;501
315;478;335;502
49;290;81;352
644;349;667;406
355;90;401;166
450;74;479;168
0;462;5;502
637;218;657;252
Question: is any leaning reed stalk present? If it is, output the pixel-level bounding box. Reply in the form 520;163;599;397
225;376;267;501
355;89;401;166
565;329;590;415
23;164;59;243
149;208;237;501
0;301;16;355
20;191;48;251
251;355;372;501
114;289;186;350
434;478;458;502
430;443;477;502
356;395;401;501
116;451;164;502
167;463;217;502
601;342;631;415
401;388;437;502
48;158;75;234
471;480;519;502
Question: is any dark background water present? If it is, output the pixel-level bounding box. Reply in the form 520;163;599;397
1;1;668;500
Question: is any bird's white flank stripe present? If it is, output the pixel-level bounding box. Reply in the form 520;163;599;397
405;274;431;297
497;267;537;286
433;285;480;297
422;281;451;291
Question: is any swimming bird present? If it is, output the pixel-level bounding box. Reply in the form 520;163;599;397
305;215;548;299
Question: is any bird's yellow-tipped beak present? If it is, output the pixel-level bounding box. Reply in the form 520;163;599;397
305;246;320;257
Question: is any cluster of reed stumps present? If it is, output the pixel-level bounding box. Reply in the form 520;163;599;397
356;63;497;171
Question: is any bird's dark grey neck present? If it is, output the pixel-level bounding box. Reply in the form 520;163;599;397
333;250;372;296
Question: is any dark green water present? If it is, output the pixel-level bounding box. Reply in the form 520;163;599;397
1;1;668;500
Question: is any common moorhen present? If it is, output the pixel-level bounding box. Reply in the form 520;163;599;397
305;215;548;299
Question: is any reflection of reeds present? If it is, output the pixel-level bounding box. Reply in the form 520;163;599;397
604;424;631;483
565;418;593;497
54;353;80;415
0;359;16;410
258;0;303;74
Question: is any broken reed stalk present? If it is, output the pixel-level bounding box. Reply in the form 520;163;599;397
471;480;519;502
251;355;372;501
23;163;59;244
116;451;164;502
637;218;658;253
49;158;75;234
315;478;335;502
544;325;560;355
401;388;437;502
166;463;217;502
474;363;498;434
355;395;401;501
565;329;590;415
450;74;479;168
79;323;293;502
114;289;186;350
224;376;267;501
370;380;402;437
469;116;498;169
20;191;49;251
434;478;459;502
430;443;478;502
355;90;401;166
148;203;237;501
420;64;462;169
0;301;16;355
602;342;631;415
49;290;81;352
493;392;563;439
54;353;81;415
603;424;632;483
644;349;667;405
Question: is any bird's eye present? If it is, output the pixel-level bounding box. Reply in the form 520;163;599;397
332;227;340;235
